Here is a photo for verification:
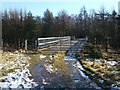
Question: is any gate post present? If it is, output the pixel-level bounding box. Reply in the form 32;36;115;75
0;18;2;50
25;39;27;51
0;18;3;61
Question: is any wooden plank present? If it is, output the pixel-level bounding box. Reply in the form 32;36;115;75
37;36;71;49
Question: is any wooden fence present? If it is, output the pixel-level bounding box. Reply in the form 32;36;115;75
25;36;71;50
37;36;71;49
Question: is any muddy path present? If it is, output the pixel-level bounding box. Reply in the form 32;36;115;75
29;57;101;89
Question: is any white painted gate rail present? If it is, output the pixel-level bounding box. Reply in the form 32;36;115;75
37;36;71;49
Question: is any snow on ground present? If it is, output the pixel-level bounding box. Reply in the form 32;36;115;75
64;56;77;62
0;68;38;88
49;55;54;61
40;54;46;59
79;70;88;79
111;84;120;90
95;59;104;64
0;52;38;89
42;78;50;85
72;61;88;79
107;61;118;66
44;64;53;73
98;79;104;83
85;58;94;61
75;61;84;70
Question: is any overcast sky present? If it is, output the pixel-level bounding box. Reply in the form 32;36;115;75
1;0;120;17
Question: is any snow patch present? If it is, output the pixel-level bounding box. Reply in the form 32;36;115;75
40;55;46;59
111;84;120;90
0;68;38;89
42;78;50;85
107;61;118;66
86;58;94;61
74;79;79;83
0;53;38;89
44;64;53;73
95;59;103;63
49;55;54;60
64;56;77;62
79;70;88;79
98;79;104;83
76;61;84;70
73;61;88;79
116;81;120;85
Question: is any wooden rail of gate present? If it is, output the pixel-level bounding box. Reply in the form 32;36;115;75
37;36;71;49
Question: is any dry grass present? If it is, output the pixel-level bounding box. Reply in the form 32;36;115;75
52;52;70;75
80;45;120;87
0;51;29;78
82;58;120;87
102;48;120;60
0;52;18;65
29;54;41;67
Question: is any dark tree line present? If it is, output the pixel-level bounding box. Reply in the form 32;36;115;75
2;6;120;50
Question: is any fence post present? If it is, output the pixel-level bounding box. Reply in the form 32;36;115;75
35;40;38;50
0;19;2;50
25;39;27;51
60;38;61;52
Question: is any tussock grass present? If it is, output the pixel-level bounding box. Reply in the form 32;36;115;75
52;52;70;75
79;44;120;88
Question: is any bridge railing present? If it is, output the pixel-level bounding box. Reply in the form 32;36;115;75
37;36;71;49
